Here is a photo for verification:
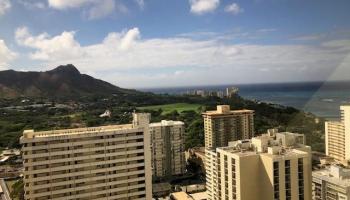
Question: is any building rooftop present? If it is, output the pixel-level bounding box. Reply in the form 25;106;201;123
189;191;207;200
1;149;20;156
150;120;184;127
152;182;172;193
22;124;135;139
170;192;193;200
313;165;350;188
326;120;344;124
169;191;208;200
191;147;205;157
21;113;151;139
202;105;254;116
340;105;350;109
217;145;308;159
217;130;309;158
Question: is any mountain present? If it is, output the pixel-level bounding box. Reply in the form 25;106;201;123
0;64;137;98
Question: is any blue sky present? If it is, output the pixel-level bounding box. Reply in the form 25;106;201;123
0;0;350;88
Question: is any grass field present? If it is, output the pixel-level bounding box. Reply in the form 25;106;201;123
137;103;202;114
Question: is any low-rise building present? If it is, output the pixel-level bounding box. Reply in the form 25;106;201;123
170;191;207;200
0;178;11;200
312;165;350;199
186;147;206;174
152;182;172;198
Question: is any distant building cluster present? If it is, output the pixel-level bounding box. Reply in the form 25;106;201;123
184;86;239;98
18;103;350;200
0;149;22;179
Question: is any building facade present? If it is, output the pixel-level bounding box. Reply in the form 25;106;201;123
202;105;254;149
206;130;312;200
226;87;239;97
312;165;350;200
325;105;350;165
149;120;186;180
20;113;152;200
205;149;218;200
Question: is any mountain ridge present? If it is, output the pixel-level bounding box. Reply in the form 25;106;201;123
0;64;137;99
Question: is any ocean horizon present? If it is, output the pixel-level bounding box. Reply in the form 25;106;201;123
140;81;350;119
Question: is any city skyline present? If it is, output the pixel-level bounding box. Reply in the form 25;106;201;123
0;0;350;88
10;103;350;199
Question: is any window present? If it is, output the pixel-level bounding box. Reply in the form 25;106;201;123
285;160;291;200
273;161;279;200
298;158;304;200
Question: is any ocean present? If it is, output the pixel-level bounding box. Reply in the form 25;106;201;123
140;81;350;120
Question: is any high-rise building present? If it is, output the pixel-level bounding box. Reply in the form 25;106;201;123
149;120;186;180
216;91;225;98
203;105;254;149
325;105;350;165
206;130;312;200
312;165;350;200
226;87;239;97
20;113;152;200
205;149;219;200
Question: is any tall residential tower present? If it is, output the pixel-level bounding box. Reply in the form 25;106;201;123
21;113;152;200
149;120;186;180
206;130;312;200
202;105;254;149
325;105;350;165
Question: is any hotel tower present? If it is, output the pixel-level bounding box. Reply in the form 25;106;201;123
21;113;152;200
202;105;254;149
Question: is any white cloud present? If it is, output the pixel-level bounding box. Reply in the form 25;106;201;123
102;28;140;51
0;39;17;69
256;28;276;33
87;0;116;19
224;2;243;15
189;0;220;15
18;0;46;10
0;0;11;16
15;27;83;60
48;0;91;9
14;26;350;88
48;0;125;19
293;34;325;41
135;0;144;10
321;39;350;51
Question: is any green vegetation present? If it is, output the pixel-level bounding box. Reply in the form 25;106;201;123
135;95;325;152
0;65;326;152
0;65;327;200
0;94;325;152
138;103;202;114
9;179;24;200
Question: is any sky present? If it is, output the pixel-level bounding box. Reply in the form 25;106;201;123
0;0;350;89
